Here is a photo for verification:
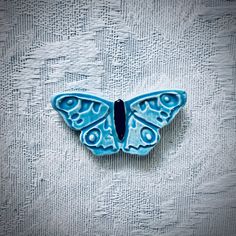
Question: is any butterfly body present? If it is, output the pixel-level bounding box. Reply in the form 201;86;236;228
114;99;126;141
51;90;187;156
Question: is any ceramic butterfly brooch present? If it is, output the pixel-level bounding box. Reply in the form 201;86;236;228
51;90;187;156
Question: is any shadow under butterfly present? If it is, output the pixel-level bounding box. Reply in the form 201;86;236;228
51;90;187;156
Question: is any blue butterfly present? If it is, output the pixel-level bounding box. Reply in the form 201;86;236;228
51;90;187;156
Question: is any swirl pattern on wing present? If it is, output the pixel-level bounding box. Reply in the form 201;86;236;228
127;90;187;129
51;93;111;130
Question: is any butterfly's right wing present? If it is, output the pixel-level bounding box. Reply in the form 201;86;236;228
122;90;187;155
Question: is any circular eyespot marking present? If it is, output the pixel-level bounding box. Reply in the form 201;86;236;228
145;133;152;141
160;93;179;108
141;127;155;143
88;134;96;142
163;96;170;102
59;97;78;110
85;128;100;145
67;99;73;105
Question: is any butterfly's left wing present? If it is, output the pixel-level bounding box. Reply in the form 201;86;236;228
51;92;119;156
122;90;187;155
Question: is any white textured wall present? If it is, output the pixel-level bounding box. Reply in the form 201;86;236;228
0;0;236;235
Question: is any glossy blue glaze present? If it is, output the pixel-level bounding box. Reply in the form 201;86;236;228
51;90;187;156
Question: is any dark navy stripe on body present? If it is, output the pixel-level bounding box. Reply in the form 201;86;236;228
114;99;126;141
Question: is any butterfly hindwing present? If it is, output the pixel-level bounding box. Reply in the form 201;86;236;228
79;115;119;155
122;114;160;155
51;93;119;155
123;90;187;155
